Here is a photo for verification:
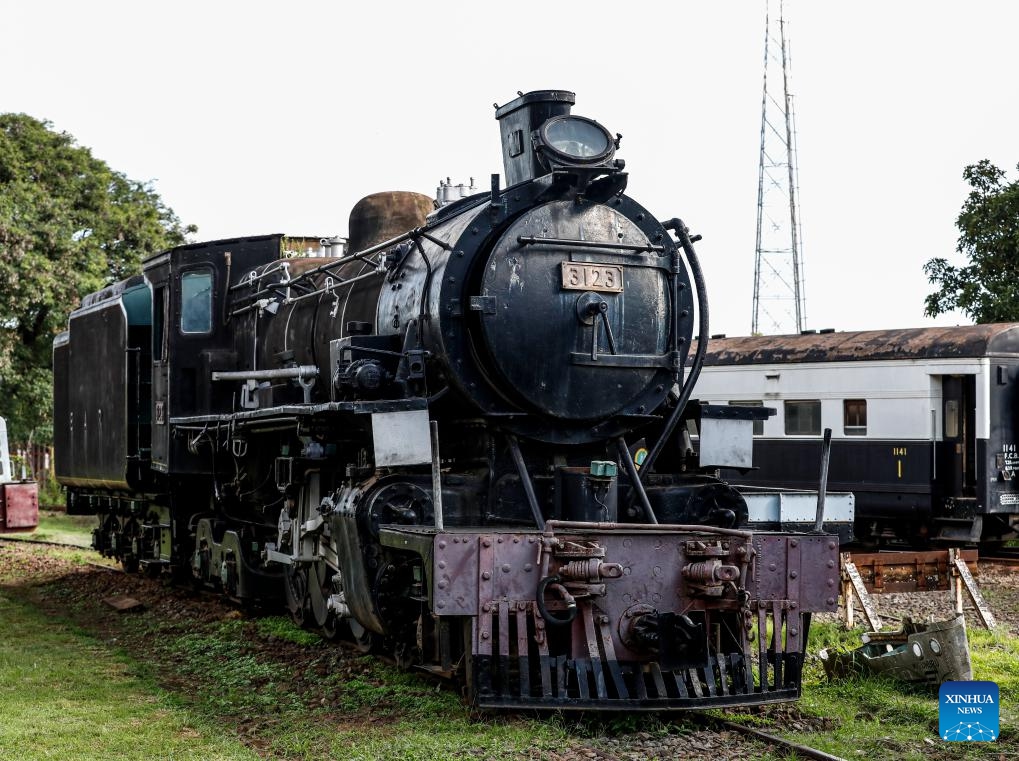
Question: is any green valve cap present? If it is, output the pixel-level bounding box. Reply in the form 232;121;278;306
590;460;618;478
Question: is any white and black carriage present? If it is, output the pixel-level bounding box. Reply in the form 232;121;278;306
698;326;1019;546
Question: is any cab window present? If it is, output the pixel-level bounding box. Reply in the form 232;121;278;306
180;271;213;334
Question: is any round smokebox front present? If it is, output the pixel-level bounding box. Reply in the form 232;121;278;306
478;200;673;421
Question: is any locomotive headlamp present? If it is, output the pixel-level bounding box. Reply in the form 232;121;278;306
536;115;615;167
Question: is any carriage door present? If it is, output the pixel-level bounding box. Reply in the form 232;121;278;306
938;375;976;499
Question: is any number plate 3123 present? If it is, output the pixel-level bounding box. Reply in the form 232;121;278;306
561;262;624;293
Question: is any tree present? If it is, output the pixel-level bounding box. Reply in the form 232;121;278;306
0;114;195;444
924;160;1019;323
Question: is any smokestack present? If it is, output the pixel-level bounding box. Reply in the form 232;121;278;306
494;90;575;186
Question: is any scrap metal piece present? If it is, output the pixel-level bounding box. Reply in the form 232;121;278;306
819;615;972;686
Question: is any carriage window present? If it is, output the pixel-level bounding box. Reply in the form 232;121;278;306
180;271;213;334
785;400;821;435
844;399;867;436
730;400;764;435
945;400;959;438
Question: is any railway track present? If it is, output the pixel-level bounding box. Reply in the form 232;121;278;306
980;548;1019;567
528;712;848;761
692;715;847;761
0;534;91;550
0;534;121;573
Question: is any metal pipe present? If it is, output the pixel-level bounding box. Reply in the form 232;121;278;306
282;269;383;305
418;231;453;251
229;260;291;292
616;437;657;524
287;227;422;286
211;366;318;382
516;236;665;253
507;435;545;531
638;218;709;486
813;427;832;533
430;421;444;531
544;520;754;539
232;284;293;305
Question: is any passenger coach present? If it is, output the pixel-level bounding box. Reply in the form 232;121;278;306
696;325;1019;546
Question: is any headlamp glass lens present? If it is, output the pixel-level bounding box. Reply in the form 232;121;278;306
544;117;610;159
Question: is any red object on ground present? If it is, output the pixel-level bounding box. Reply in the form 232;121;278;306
0;481;39;531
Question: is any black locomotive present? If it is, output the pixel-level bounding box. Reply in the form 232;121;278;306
54;90;839;709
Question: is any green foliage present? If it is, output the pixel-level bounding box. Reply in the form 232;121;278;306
925;159;1019;323
37;470;64;505
0;114;195;444
255;615;324;647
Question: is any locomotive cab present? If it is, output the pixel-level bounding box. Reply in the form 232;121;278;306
142;235;284;474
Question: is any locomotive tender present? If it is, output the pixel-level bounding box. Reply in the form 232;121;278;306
698;326;1019;547
54;90;839;709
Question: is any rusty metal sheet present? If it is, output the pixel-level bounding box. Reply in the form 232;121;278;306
752;534;789;602
102;595;144;612
751;534;840;611
477;536;496;658
0;482;38;530
432;533;479;616
488;534;541;601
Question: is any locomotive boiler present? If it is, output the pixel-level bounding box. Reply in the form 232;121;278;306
54;90;840;709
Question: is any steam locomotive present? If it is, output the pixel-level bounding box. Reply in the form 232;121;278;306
54;90;839;709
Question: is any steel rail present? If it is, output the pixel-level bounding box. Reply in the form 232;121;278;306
0;535;93;551
693;713;848;761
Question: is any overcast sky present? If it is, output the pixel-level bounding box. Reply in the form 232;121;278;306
4;1;1017;337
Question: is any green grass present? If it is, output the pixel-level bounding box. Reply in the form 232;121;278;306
255;614;324;646
133;614;571;759
0;590;256;760
311;721;566;761
746;619;1019;759
0;509;94;547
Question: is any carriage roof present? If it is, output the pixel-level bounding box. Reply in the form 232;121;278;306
703;324;1019;365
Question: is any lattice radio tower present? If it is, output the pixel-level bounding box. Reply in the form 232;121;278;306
752;0;806;335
